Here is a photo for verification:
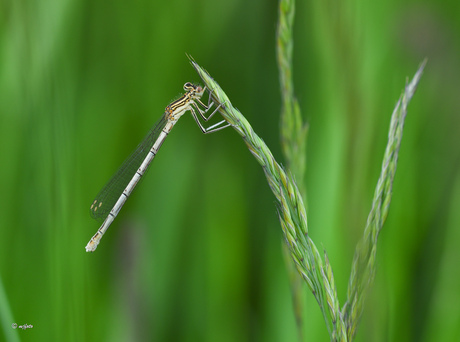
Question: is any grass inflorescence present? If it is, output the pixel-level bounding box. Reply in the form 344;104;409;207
190;55;339;338
276;0;309;339
342;59;427;340
189;54;425;341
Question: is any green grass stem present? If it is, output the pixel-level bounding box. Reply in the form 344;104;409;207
189;56;339;339
343;60;427;340
189;56;425;341
276;0;309;339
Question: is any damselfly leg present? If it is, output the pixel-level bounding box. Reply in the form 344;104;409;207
191;87;230;133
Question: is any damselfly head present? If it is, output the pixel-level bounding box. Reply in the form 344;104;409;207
183;82;204;98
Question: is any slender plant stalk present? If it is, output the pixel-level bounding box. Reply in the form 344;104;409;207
189;56;425;341
342;60;427;340
0;273;19;342
276;0;309;340
277;0;308;190
189;56;341;339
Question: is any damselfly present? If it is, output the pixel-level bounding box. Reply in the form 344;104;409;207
86;82;228;252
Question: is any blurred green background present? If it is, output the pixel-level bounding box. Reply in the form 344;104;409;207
1;0;459;341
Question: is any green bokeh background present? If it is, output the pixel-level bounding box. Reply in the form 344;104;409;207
1;0;459;341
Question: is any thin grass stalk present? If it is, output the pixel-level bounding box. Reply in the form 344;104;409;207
189;57;347;339
342;60;427;340
276;0;309;339
0;273;19;342
277;0;308;185
189;56;425;341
